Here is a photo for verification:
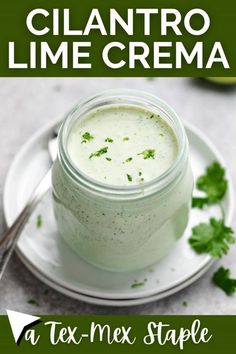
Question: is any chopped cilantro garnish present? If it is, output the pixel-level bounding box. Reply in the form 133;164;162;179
150;114;154;119
105;137;113;143
192;162;227;209
28;299;39;306
81;131;94;143
139;171;142;176
123;137;129;141
106;157;112;161
138;149;155;159
127;174;132;182
160;133;164;137
36;215;43;228
131;282;145;288
124;157;133;163
182;301;188;307
89;146;108;159
189;218;235;258
213;266;236;295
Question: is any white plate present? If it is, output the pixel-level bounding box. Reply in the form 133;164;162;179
3;119;234;306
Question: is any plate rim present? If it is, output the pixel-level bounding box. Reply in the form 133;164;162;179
2;118;234;304
16;248;214;307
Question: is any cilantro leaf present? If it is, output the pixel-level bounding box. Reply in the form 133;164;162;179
127;174;132;182
124;157;133;163
131;282;144;288
192;162;227;208
105;137;113;143
192;197;209;209
213;266;236;295
197;162;227;201
189;218;235;258
36;215;43;228
81;131;94;143
138;149;155;159
89;146;108;159
28;299;40;306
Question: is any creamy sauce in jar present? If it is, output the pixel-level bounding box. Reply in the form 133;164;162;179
52;91;193;271
67;105;178;186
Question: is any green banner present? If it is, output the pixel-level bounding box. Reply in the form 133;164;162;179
0;0;236;76
0;315;236;353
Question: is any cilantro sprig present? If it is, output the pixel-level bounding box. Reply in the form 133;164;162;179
188;161;236;296
213;267;236;295
192;162;227;209
189;218;235;258
189;161;235;258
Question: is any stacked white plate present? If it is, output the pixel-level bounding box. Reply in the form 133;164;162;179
3;120;234;306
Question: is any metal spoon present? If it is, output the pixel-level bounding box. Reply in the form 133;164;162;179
0;126;59;280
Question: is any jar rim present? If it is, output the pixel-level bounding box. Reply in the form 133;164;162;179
58;89;188;199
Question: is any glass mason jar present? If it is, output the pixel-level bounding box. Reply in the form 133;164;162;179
52;90;193;272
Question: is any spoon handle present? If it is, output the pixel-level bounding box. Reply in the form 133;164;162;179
0;169;51;280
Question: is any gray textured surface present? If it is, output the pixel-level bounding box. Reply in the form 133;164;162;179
0;77;235;315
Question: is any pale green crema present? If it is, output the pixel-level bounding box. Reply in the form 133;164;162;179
67;105;178;186
52;102;193;271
